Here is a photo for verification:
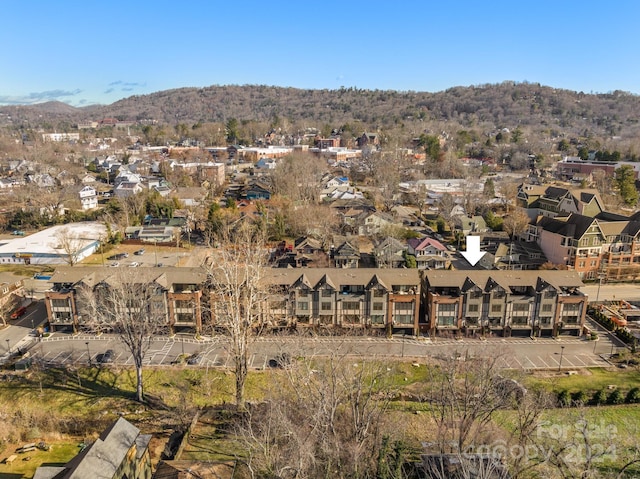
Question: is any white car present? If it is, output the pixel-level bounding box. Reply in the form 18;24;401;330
109;262;119;267
129;262;140;267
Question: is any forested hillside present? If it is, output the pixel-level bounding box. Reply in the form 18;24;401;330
2;82;639;153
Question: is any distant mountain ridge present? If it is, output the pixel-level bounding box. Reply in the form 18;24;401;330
1;83;639;140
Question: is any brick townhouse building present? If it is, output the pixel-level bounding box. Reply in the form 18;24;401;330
44;267;586;338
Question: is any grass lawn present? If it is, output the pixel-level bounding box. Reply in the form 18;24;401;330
1;362;639;477
0;442;82;479
526;367;640;395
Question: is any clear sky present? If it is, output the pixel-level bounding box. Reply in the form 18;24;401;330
2;0;639;106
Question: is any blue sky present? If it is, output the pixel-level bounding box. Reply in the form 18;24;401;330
2;1;639;106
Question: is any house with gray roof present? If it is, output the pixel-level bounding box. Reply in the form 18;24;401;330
33;417;152;479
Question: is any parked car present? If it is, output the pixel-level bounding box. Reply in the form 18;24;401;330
11;230;25;236
10;306;27;319
187;353;203;365
268;353;292;369
98;349;115;364
109;262;120;267
128;262;140;267
107;253;127;260
134;248;145;255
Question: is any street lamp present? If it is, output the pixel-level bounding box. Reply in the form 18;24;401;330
558;345;565;371
86;342;91;366
595;272;605;303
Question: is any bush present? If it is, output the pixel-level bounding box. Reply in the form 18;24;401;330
607;389;625;405
571;390;588;405
557;390;571;407
626;387;640;404
591;389;608;406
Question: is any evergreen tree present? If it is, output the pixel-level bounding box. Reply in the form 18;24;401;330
615;165;638;206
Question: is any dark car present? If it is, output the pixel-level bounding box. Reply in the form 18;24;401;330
98;349;115;364
268;353;292;369
134;248;145;255
107;253;128;261
187;353;203;365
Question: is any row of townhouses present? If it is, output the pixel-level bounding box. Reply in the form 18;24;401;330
518;183;640;281
45;267;587;338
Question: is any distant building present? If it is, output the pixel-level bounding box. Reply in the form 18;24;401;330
78;185;98;210
42;133;80;142
0;223;107;265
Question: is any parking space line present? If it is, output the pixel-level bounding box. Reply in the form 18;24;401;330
538;356;551;368
563;356;576;367
512;356;523;369
573;355;588;366
525;356;537;368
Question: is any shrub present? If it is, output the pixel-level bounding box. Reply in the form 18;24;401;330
557;390;571;407
591;389;608;405
626;387;640;404
607;389;625;405
571;390;588;405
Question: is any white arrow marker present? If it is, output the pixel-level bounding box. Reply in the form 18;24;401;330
461;235;486;266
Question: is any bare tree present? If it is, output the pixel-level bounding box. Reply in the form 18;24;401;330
502;207;530;241
237;355;395;479
498;181;519;213
437;193;461;236
78;269;169;402
204;224;271;409
425;350;512;454
270;153;327;204
53;227;86;266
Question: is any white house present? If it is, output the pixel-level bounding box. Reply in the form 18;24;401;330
79;185;98;210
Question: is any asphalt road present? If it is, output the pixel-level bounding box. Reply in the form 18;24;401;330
19;328;618;372
580;283;640;302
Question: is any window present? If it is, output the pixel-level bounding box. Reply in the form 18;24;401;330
321;302;332;311
579;261;585;268
297;302;309;311
373;289;385;297
580;238;589;246
298;290;309;297
322;289;332;297
437;303;456;314
373;302;384;311
51;298;70;309
542;304;552;312
544;290;556;299
590;260;597;267
371;315;385;324
513;303;529;313
175;300;193;310
467;304;479;313
343;301;360;310
491;304;502;313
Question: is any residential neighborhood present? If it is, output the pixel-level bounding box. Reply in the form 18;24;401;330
2;82;640;479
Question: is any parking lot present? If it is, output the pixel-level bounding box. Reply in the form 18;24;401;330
30;333;618;372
